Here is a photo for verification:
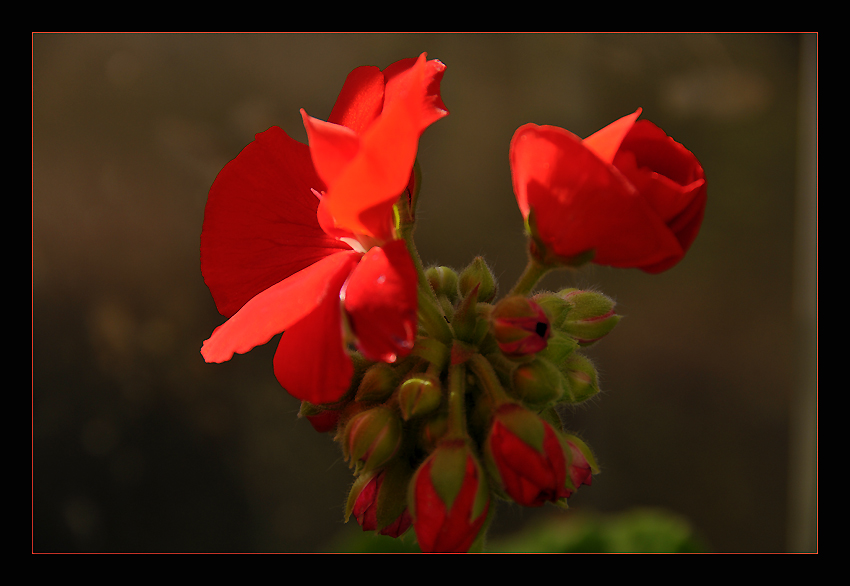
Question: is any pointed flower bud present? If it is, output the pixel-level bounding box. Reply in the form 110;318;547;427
458;256;496;303
484;402;573;507
490;295;551;357
343;405;402;473
426;265;460;301
511;357;565;408
347;469;413;538
398;373;443;420
409;439;490;553
355;362;399;403
558;288;621;346
562;434;598;494
560;352;601;404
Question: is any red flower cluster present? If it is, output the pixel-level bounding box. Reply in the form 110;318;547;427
510;108;707;273
200;55;707;553
200;54;448;405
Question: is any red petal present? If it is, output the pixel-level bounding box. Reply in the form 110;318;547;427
201;126;350;318
201;250;361;364
327;65;385;133
271;251;362;404
582;108;642;165
315;54;448;241
343;239;418;363
510;123;681;269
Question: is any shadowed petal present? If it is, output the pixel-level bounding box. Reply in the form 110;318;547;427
343;239;418;363
201;126;350;318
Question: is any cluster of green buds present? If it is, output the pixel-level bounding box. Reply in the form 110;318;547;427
298;257;619;552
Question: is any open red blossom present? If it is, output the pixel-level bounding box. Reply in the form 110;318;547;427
200;54;448;405
510;108;707;273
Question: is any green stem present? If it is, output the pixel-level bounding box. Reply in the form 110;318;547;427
400;222;454;344
445;362;469;439
509;256;552;297
468;353;512;406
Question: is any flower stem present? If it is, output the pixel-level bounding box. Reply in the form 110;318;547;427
468;353;511;407
399;222;454;344
509;257;552;297
445;362;469;439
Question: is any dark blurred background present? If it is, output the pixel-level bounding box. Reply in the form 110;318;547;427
32;33;818;553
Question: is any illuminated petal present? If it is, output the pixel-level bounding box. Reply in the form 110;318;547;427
309;54;448;241
201;251;361;364
272;252;360;404
582;108;641;165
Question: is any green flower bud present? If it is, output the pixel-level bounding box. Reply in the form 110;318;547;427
426;266;460;301
417;411;448;455
458;257;496;303
343;405;403;473
532;292;572;328
355;362;399;403
560;353;601;404
511;357;565;408
558;289;621;346
398;374;443;420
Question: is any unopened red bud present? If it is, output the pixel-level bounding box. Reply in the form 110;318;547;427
409;439;490;553
490;295;551;357
398;374;443;420
558;288;621;346
343;405;402;473
347;469;413;538
484;403;572;507
511;357;566;408
562;434;598;494
458;257;496;303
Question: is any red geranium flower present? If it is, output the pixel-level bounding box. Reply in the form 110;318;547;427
200;54;448;405
510;108;707;273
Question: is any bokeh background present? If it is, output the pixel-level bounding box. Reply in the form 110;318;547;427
33;33;818;553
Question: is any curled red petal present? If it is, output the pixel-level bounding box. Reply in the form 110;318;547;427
343;239;418;363
582;108;642;165
201;251;361;365
201;126;350;318
510;123;682;269
314;53;448;241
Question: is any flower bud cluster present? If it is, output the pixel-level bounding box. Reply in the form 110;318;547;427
299;259;616;552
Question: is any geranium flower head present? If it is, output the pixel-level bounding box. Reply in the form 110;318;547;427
200;54;448;405
510;108;707;273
